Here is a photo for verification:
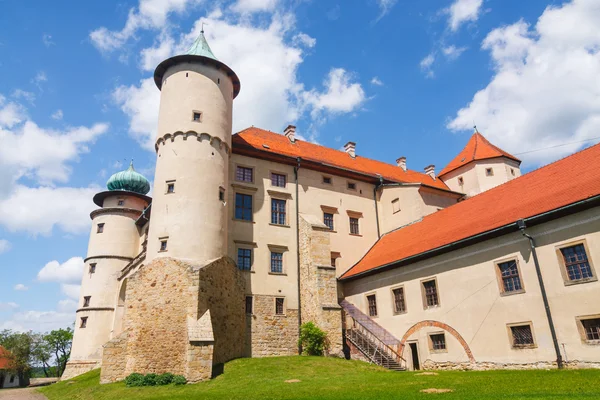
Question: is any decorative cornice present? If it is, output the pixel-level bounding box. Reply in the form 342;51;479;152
84;255;134;263
76;307;115;313
155;131;232;154
90;207;143;220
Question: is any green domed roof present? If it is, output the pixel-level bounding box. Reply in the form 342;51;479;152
106;161;150;195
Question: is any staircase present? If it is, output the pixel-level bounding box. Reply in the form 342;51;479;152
341;300;406;371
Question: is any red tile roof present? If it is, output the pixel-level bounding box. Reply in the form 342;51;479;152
0;346;14;370
232;127;452;191
439;132;521;177
340;143;600;280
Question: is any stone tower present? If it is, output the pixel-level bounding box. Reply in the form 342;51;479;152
146;30;241;263
63;162;151;379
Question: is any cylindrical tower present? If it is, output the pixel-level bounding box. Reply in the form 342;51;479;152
146;31;240;263
63;163;151;379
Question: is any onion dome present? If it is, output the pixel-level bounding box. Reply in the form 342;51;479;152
106;161;150;195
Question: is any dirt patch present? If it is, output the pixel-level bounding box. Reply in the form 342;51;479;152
0;387;48;400
416;372;439;376
420;388;454;394
285;379;301;383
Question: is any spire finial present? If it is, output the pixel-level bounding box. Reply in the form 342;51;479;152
201;22;205;33
473;124;479;133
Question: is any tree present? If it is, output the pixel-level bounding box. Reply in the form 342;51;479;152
45;328;73;377
31;333;53;377
0;329;33;387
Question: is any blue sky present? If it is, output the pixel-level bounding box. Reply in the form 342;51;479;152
1;0;599;332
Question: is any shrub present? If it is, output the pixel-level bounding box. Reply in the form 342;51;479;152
142;373;158;386
172;375;187;385
125;373;145;387
298;322;328;356
156;372;174;385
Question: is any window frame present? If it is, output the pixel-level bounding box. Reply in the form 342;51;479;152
507;322;537;349
89;263;96;274
219;186;225;202
166;180;176;194
191;110;203;122
391;198;401;214
83;296;91;307
234;192;254;222
117;199;125;206
421;278;440;309
458;176;464;186
494;257;525;296
347;181;357;191
428;332;447;353
485;167;494;176
159;237;168;252
236;247;253;271
575;315;600;345
235;165;254;184
323;212;334;231
349;216;360;235
556;240;597;285
270;198;287;226
275;297;285;315
80;317;88;329
270;251;284;274
97;223;104;234
366;293;378;318
270;172;287;188
322;176;332;185
390;285;407;315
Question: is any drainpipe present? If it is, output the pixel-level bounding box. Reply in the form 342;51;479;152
373;176;383;238
517;219;563;369
294;157;302;354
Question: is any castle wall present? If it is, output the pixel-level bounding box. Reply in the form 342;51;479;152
247;295;299;357
441;158;521;197
342;206;600;369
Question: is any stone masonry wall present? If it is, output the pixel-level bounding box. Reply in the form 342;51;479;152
61;361;100;381
100;256;246;384
298;214;343;356
248;295;299;357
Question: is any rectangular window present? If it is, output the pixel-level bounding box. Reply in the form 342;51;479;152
324;212;334;230
159;239;168;251
271;173;286;187
392;198;400;213
458;177;464;186
275;298;285;315
510;324;535;348
245;296;253;314
237;248;252;271
166;181;175;193
486;168;494;176
97;223;104;233
270;252;283;273
322;176;332;184
83;296;91;307
422;279;439;308
235;193;253;221
117;199;124;206
560;244;594;281
331;257;336;268
581;318;600;342
367;294;377;317
80;317;88;329
430;333;446;351
349;217;360;235
392;287;406;314
236;166;253;183
89;263;96;274
219;187;225;202
347;182;356;190
498;260;523;293
271;199;286;225
192;111;202;122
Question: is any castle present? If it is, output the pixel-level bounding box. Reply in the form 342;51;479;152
62;31;600;382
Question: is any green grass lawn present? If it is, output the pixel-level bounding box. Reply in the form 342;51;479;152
40;356;600;400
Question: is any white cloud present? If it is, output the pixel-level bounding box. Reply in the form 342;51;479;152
57;299;78;313
0;310;74;332
12;89;36;105
0;302;18;311
303;68;366;119
0;239;11;254
61;284;81;300
90;0;203;52
376;0;398;22
51;109;63;120
420;52;436;77
42;34;55;47
293;33;316;48
31;71;48;90
447;0;483;31
38;257;84;283
442;45;468;60
370;77;384;86
231;0;278;14
0;96;26;128
0;186;98;235
140;35;175;71
13;284;28;291
448;0;600;165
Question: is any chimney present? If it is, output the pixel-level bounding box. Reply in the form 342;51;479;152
344;141;356;158
396;157;407;172
284;125;296;143
424;165;436;180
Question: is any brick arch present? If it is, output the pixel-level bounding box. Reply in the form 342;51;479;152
399;320;475;363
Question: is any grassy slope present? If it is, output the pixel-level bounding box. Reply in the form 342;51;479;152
40;356;600;400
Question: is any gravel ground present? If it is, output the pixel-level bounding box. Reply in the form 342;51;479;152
0;387;47;400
